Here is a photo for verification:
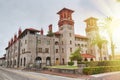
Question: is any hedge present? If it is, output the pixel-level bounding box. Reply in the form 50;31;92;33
68;62;74;66
83;66;120;75
85;60;120;67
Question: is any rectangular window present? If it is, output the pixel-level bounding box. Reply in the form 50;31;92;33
21;43;22;47
38;40;41;44
62;48;64;53
22;49;24;54
56;49;58;53
45;48;49;53
70;48;72;52
24;49;25;53
70;40;72;44
47;40;50;45
38;48;42;53
69;33;72;37
62;41;63;45
25;40;27;44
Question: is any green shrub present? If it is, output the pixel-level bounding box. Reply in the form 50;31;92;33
68;62;74;66
83;66;120;75
77;61;86;64
85;60;120;67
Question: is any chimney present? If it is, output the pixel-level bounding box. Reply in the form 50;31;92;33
14;34;17;42
11;38;13;45
49;24;52;32
41;28;43;35
8;41;10;47
18;28;22;36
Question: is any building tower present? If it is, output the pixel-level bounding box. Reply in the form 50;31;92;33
57;8;75;64
84;17;100;60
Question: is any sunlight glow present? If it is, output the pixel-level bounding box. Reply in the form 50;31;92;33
94;0;120;54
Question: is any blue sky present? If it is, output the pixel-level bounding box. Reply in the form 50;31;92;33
0;0;120;57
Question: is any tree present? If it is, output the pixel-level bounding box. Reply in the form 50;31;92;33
104;17;115;60
92;35;107;61
116;0;120;2
47;30;54;37
70;48;82;62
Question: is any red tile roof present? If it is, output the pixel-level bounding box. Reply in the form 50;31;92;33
26;28;40;32
75;34;88;39
54;31;61;35
84;17;98;22
0;57;5;60
57;8;74;14
18;28;40;38
81;54;95;58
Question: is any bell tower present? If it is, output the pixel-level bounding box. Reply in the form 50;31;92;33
84;17;99;60
57;8;74;28
57;8;75;64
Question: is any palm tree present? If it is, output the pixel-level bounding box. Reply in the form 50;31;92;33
92;35;107;61
104;17;115;60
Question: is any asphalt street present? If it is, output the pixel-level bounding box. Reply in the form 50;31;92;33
0;67;82;80
0;67;35;80
1;67;120;80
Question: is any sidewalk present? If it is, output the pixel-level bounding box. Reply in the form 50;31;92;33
91;71;120;77
40;70;92;79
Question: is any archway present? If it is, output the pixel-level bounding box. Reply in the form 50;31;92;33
10;60;12;67
14;60;16;66
46;57;51;66
35;57;42;68
24;57;26;67
21;58;22;66
56;58;59;65
7;61;9;67
62;58;65;65
90;58;93;61
84;58;88;61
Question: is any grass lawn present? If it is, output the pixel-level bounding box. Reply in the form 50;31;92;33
46;65;78;69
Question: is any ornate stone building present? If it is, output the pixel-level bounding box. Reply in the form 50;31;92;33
5;8;109;68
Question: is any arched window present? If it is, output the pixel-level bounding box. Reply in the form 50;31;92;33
62;58;65;65
14;60;16;65
84;58;88;61
90;58;93;61
24;57;26;66
55;41;59;45
35;57;42;68
35;57;42;64
56;58;59;65
46;57;51;66
21;58;22;66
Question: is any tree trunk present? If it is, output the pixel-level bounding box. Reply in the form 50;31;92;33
100;48;102;61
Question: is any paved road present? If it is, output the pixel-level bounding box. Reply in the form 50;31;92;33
1;67;120;80
0;67;37;80
0;67;82;80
